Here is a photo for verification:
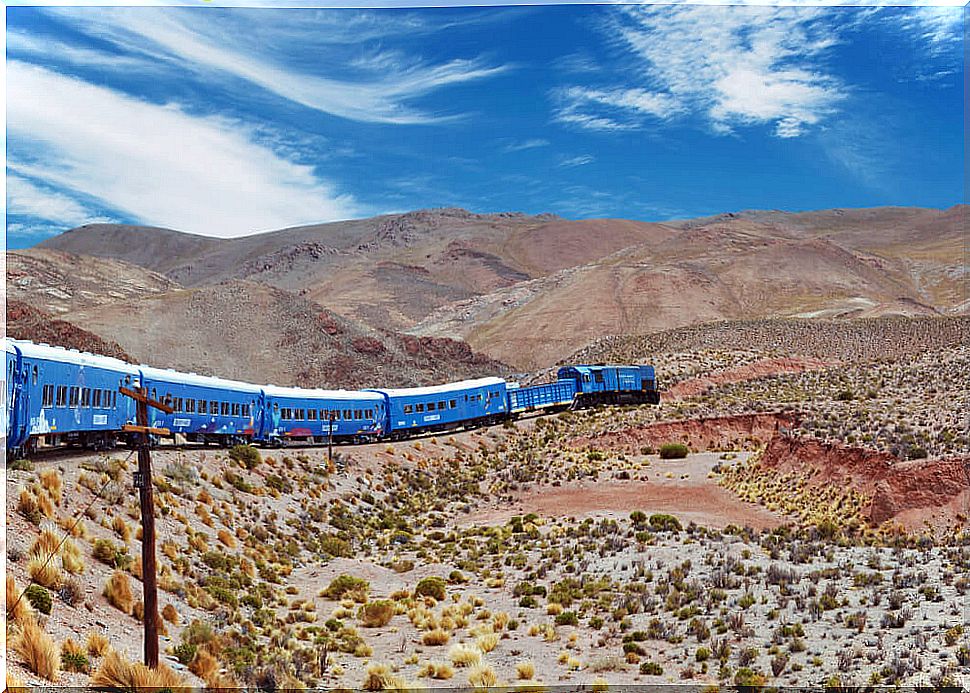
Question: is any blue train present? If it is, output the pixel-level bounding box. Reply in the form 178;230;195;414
4;338;659;458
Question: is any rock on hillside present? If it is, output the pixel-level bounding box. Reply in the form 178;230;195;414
6;301;132;361
8;248;180;314
65;279;509;389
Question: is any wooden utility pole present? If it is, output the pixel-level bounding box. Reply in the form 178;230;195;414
119;386;172;669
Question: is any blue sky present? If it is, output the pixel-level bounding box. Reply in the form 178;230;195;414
5;2;965;247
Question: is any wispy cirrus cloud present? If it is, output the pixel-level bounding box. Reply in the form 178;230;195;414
37;8;508;125
559;154;595;167
502;138;551;153
7;60;361;238
553;85;682;132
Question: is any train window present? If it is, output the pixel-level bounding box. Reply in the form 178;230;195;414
81;388;91;406
198;399;206;413
56;385;67;407
242;403;250;417
42;384;54;408
318;409;328;420
594;372;604;383
437;401;445;410
280;408;290;419
464;395;469;402
294;409;304;420
186;399;195;413
33;366;38;386
354;410;363;420
343;409;352;419
220;402;228;416
231;403;240;416
105;390;112;406
583;374;591;382
93;390;102;407
307;409;317;421
416;403;425;413
210;401;219;415
69;387;80;407
403;405;413;414
152;388;157;400
450;400;457;409
365;409;373;419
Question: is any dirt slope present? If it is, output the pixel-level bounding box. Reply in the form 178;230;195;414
6;301;132;361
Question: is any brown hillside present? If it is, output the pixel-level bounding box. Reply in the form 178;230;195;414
6;301;131;361
65;279;509;389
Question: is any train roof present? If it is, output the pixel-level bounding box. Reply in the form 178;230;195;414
262;385;384;402
7;339;140;373
366;376;507;398
138;365;263;393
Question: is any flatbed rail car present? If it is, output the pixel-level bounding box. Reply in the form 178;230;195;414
558;364;659;405
506;379;577;414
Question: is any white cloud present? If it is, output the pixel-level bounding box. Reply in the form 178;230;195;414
610;5;845;137
7;61;361;238
559;154;595;167
502;138;551;153
7;174;98;225
40;8;507;124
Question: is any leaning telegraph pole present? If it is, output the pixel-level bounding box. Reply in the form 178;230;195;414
119;385;172;669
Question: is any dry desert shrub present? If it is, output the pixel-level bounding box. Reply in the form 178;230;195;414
86;631;110;657
449;644;482;668
92;649;184;690
103;570;134;614
361;663;407;691
60;538;85;575
7;575;34;625
477;633;499;653
12;618;61;681
422;628;451;646
39;469;63;504
467;663;498;688
418;661;454;680
111;516;132;543
161;603;179;624
359;600;395;628
217;529;237;548
516;660;536;680
189;648;219;680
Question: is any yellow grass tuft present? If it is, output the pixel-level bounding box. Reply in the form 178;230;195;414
61;538;85;575
28;555;63;589
217;529;237;548
161;603;179;624
422;628;451;646
86;631;110;657
189;648;219;680
418;661;454;680
449;644;482;668
12;618;61;681
39;469;63;505
111;516;132;543
92;649;184;690
477;633;499;653
103;570;134;615
516;660;536;680
467;663;498;689
7;575;34;625
362;663;408;691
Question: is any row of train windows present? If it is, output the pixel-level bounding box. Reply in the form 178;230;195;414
401;390;501;415
278;408;373;421
163;396;251;418
42;384;117;409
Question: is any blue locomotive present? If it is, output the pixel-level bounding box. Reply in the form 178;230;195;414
4;337;659;458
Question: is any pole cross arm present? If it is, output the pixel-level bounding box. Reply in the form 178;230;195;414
119;386;175;414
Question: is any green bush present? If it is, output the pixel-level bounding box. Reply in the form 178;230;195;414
555;611;579;626
640;661;663;675
414;576;447;601
25;584;52;615
649;513;682;532
229;444;262;470
323;574;370;600
659;443;689;459
62;650;91;673
173;642;197;666
321;536;353;558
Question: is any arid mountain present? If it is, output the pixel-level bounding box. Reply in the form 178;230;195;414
28;276;508;389
32;204;966;371
8;248;509;388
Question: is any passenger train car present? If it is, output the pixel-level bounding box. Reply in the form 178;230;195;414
4;337;659;458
